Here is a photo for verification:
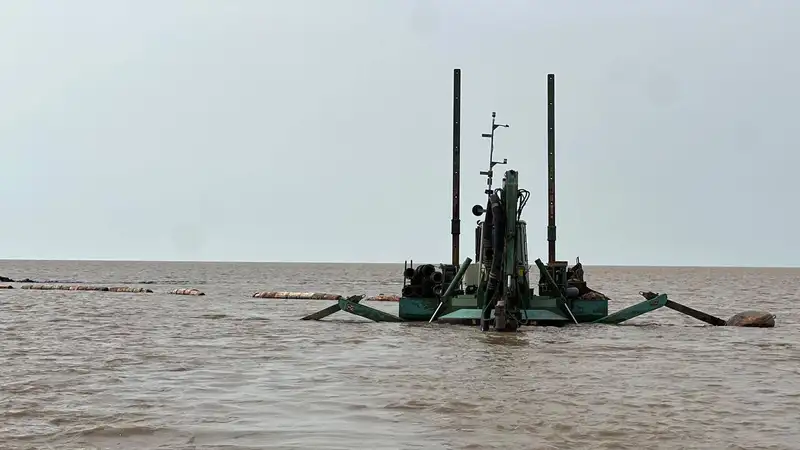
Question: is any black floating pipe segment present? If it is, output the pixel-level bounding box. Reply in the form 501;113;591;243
403;267;415;279
405;285;423;297
429;257;473;323
417;264;435;277
451;68;462;267
547;73;557;265
430;271;444;284
534;258;578;324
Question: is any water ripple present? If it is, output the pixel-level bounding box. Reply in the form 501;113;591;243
1;261;799;449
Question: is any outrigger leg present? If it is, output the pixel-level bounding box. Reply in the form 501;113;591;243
301;295;365;320
593;291;727;326
301;294;404;323
592;292;669;324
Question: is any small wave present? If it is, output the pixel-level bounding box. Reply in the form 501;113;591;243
5;279;87;284
10;279;208;285
113;280;208;285
76;424;159;438
40;279;85;284
196;314;272;321
198;314;228;320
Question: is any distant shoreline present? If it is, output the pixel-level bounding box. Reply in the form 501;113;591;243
0;258;797;269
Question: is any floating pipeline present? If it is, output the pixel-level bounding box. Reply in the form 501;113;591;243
170;288;205;296
368;295;401;302
20;284;153;293
0;285;13;289
107;287;154;293
251;291;400;302
22;284;109;291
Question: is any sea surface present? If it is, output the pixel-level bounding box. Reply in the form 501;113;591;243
1;260;798;450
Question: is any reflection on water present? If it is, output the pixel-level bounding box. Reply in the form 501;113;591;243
1;260;798;449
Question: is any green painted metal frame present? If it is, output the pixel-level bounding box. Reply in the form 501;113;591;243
399;294;478;321
301;295;403;323
430;257;473;322
301;295;365;321
299;291;733;331
301;291;684;328
338;297;404;322
438;307;569;324
533;258;578;323
592;293;669;324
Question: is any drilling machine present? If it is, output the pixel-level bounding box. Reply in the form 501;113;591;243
472;169;533;332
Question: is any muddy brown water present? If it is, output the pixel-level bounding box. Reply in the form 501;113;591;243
1;260;799;449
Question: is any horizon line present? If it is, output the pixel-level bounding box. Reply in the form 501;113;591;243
0;257;797;270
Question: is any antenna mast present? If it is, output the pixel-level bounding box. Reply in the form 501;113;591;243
480;112;509;194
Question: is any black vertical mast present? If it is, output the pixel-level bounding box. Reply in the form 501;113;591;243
451;69;461;266
547;74;557;264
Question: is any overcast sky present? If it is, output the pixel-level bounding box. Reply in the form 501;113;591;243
1;1;798;266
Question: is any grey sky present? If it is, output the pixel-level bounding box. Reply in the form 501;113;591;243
1;1;798;266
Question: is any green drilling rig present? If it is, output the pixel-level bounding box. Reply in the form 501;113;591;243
300;69;776;331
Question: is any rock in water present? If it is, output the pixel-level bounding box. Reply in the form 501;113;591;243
726;310;776;328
